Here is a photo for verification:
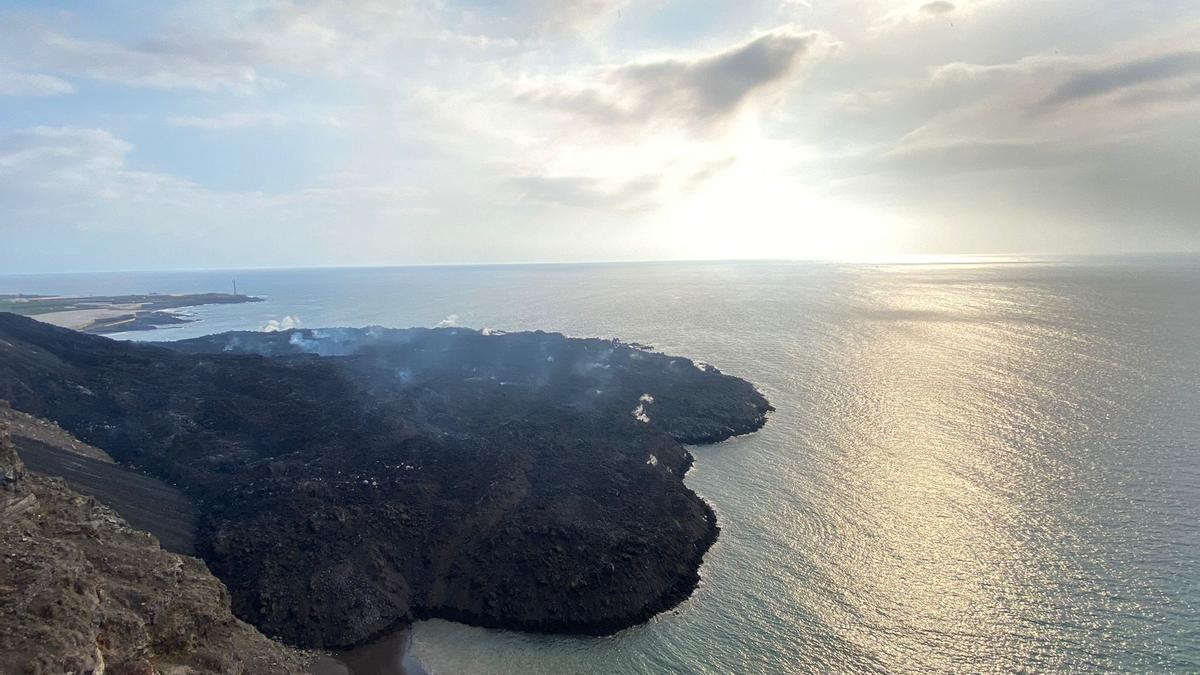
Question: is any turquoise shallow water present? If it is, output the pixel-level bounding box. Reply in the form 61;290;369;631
4;257;1198;672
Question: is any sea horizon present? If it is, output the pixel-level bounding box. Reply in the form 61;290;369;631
4;251;1200;281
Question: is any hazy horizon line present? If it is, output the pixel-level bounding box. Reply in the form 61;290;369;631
2;251;1198;279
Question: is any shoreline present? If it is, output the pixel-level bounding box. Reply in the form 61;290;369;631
325;420;760;647
306;446;733;674
310;628;429;675
405;459;725;639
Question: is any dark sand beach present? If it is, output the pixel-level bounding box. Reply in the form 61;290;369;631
310;629;429;675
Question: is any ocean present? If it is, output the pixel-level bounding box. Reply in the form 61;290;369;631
3;257;1197;672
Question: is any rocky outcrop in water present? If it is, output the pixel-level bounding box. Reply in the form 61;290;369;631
0;313;771;649
0;421;311;674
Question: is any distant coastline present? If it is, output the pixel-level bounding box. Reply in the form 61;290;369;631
0;292;262;334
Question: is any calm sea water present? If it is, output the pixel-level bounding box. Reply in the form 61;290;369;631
3;257;1198;672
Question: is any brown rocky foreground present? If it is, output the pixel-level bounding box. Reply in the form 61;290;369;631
0;419;312;674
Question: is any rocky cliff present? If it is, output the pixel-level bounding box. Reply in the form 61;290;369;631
0;421;311;674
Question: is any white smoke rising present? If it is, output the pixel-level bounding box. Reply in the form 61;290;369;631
283;327;384;356
288;331;322;352
263;315;301;332
436;314;460;328
632;393;654;423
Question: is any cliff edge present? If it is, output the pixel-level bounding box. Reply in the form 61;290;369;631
0;419;311;674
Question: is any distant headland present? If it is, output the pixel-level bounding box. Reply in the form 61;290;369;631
0;292;262;334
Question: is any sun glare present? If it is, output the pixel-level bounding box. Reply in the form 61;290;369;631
662;157;912;261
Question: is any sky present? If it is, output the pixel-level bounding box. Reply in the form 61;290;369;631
1;0;1198;273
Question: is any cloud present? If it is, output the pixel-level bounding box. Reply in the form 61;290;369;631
844;40;1200;141
24;30;267;92
878;138;1081;174
166;112;291;129
426;0;631;40
916;1;955;14
515;26;826;133
4;0;1200;268
0;126;429;230
1116;78;1200;107
293;172;429;204
416;25;827;218
835;46;1200;181
838;125;1200;249
508;155;736;212
0;69;74;96
872;0;996;31
525;0;632;36
1036;51;1200;111
929;59;1027;85
801;29;1200;253
510;174;662;211
0;3;442;93
166;109;352;131
684;155;737;189
920;1;957;16
0;126;165;204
